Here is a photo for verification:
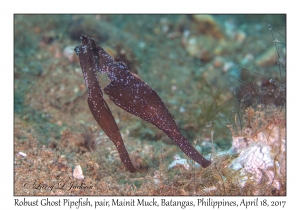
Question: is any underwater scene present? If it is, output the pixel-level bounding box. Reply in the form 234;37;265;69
14;14;286;195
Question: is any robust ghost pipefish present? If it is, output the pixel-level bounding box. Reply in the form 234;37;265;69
75;36;136;172
75;35;211;172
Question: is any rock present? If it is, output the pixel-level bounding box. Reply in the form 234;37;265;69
192;15;224;39
63;46;79;63
184;36;219;62
255;47;277;67
234;30;247;45
228;142;280;191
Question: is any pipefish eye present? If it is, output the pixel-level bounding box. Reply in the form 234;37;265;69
74;46;80;56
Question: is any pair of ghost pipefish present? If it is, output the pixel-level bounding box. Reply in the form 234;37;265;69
74;35;211;173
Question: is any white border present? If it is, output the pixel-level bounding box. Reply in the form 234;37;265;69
4;0;298;209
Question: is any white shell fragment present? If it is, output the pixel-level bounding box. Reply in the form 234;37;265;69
18;151;27;157
168;154;191;170
73;165;84;180
203;186;217;193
